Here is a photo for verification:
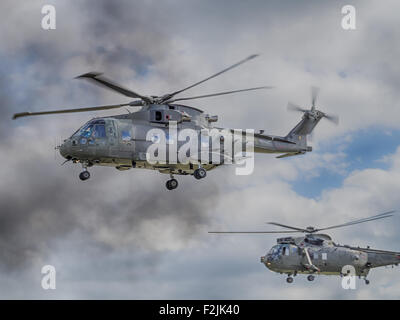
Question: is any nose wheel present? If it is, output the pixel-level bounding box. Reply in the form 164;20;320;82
307;275;315;282
166;178;178;190
286;276;294;284
79;170;90;181
79;162;91;181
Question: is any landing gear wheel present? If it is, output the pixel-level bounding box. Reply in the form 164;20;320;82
286;277;294;284
79;171;90;181
307;275;315;282
365;279;370;285
194;168;207;180
169;179;178;189
166;179;178;190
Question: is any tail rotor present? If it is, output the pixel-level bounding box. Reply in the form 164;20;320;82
311;86;320;111
287;86;339;125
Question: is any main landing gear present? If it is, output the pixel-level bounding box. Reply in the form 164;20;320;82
286;272;298;283
194;167;207;180
79;162;91;181
165;167;207;190
307;275;315;282
166;178;178;190
166;173;179;190
79;170;90;181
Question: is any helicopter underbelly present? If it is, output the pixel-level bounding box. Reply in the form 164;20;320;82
269;266;359;276
92;157;218;175
277;269;342;276
268;264;366;276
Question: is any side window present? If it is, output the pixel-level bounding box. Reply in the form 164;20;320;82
282;246;289;256
121;130;132;141
93;124;106;138
155;111;162;121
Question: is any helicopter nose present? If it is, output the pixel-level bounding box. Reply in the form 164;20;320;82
261;255;274;269
59;140;70;159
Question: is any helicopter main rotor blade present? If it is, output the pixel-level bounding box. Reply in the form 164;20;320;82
12;102;136;120
76;72;151;103
266;222;308;233
209;231;300;234
163;54;260;102
167;86;273;103
315;210;395;233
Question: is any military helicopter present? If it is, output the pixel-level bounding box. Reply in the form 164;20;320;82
12;55;338;190
209;211;400;284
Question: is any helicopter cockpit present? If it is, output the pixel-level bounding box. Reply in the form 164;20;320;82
73;119;107;139
70;119;111;146
59;118;118;167
267;244;298;260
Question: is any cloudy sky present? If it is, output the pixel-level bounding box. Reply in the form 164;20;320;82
1;0;400;299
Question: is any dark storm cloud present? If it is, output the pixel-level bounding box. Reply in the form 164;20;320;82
0;167;79;270
0;155;221;271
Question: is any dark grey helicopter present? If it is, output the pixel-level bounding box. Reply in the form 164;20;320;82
12;55;337;190
209;211;400;284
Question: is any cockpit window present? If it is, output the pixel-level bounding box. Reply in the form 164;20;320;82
81;124;94;138
269;244;291;257
73;120;107;139
267;245;282;261
268;245;280;255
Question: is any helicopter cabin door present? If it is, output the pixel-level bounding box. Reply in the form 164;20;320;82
117;120;135;159
106;119;119;157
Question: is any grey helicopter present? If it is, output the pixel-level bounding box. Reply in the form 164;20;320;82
209;211;400;284
12;54;338;190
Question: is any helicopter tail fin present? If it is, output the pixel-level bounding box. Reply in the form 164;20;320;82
285;115;322;147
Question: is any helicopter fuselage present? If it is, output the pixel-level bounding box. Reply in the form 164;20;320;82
260;235;400;278
58;103;315;178
14;55;332;188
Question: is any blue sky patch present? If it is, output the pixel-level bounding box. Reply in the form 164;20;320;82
291;126;400;198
